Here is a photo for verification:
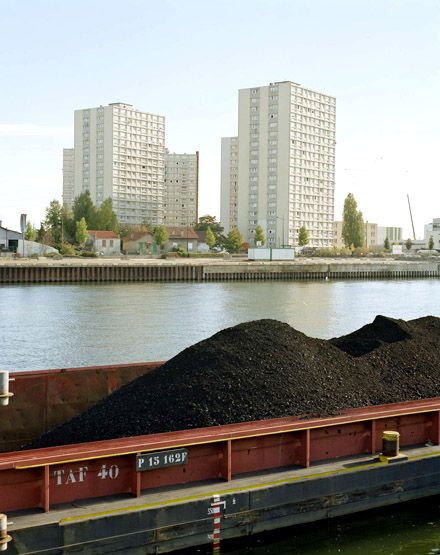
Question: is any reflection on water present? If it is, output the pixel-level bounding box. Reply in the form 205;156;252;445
223;495;440;555
1;280;440;371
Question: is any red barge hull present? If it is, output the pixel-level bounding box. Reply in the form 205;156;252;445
1;363;440;514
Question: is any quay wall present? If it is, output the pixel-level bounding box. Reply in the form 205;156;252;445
0;259;439;283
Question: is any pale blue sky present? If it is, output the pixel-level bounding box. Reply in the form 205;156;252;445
1;0;439;237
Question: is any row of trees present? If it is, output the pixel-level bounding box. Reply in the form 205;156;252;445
26;192;120;253
194;216;245;253
192;215;310;252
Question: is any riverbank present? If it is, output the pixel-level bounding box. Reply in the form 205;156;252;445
0;257;439;283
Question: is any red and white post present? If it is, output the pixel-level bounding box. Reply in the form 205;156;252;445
210;494;225;554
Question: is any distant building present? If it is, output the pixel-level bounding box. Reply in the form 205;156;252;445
164;151;199;227
73;102;165;226
222;81;336;247
0;223;21;253
62;148;75;207
220;137;238;234
364;222;378;248
164;226;199;252
122;231;153;255
334;221;401;248
0;224;59;256
87;230;121;255
377;226;402;246
397;238;425;252
424;218;440;249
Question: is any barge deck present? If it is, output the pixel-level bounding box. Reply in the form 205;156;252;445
8;444;440;554
3;364;440;553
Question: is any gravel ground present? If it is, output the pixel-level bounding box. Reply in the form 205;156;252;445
28;315;440;449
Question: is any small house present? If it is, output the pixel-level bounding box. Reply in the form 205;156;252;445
87;230;121;255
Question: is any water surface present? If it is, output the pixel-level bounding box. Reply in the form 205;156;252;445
1;280;440;371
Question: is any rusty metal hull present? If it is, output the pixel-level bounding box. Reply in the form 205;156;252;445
7;449;440;554
3;363;440;552
0;362;161;452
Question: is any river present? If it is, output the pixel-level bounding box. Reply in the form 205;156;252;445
1;279;440;553
1;279;440;371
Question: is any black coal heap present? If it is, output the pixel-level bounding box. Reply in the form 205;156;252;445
28;315;440;449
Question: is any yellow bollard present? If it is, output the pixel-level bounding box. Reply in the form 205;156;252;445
382;431;400;457
379;431;407;463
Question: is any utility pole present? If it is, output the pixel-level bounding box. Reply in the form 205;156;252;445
20;214;27;257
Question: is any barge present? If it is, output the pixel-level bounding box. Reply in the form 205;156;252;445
2;363;440;553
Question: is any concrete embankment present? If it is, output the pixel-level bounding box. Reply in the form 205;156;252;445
0;258;439;283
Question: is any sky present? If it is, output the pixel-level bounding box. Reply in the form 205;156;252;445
1;0;439;238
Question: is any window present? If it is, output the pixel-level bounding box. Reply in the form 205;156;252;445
110;240;114;247
102;240;107;247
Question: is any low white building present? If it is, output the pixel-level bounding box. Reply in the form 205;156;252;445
0;224;21;253
87;231;121;255
424;218;440;249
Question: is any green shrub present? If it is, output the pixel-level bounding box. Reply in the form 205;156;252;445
60;242;76;256
80;251;97;258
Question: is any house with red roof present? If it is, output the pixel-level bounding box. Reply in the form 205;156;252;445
87;230;121;255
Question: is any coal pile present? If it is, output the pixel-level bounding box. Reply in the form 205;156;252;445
28;316;440;449
330;314;411;356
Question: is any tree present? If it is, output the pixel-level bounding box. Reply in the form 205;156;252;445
254;225;265;246
298;226;309;247
119;222;152;239
153;224;169;249
384;237;390;251
44;200;63;247
75;217;88;247
205;226;216;249
357;211;365;246
223;228;244;253
342;193;364;248
405;238;413;251
24;222;36;241
73;191;97;229
429;235;434;250
194;215;224;246
61;204;75;244
96;198;119;232
36;224;46;244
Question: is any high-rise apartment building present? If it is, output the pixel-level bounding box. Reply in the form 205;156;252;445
73;102;165;225
163;151;199;226
222;81;336;247
62;148;75;207
220;137;238;233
